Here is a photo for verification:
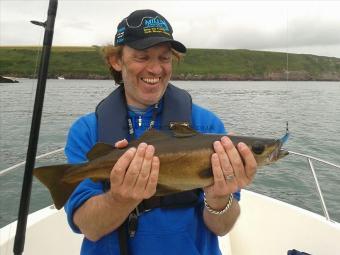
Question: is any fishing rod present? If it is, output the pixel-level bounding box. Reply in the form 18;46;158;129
13;0;58;254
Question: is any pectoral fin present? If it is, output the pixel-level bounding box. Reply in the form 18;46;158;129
199;168;213;179
155;184;182;196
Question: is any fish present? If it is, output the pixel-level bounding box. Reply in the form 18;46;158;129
33;123;289;209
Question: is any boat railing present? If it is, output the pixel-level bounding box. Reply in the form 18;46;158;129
1;148;339;222
288;150;340;222
0;148;64;177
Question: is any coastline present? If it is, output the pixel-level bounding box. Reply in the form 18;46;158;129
30;73;340;81
3;74;340;81
2;47;340;82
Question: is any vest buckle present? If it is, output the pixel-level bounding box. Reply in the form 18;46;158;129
128;207;139;237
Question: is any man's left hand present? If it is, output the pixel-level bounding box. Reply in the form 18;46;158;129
203;136;257;209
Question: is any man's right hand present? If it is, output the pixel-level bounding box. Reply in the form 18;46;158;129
109;141;159;206
73;140;159;241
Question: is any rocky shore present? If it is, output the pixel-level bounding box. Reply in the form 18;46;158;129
0;76;19;83
48;71;340;81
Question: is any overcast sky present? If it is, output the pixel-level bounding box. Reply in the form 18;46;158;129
1;0;340;58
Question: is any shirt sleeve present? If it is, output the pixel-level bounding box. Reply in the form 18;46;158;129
63;113;104;233
64;113;97;164
64;179;104;233
191;103;241;201
191;104;227;134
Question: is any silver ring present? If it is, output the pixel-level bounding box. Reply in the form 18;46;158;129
225;174;235;181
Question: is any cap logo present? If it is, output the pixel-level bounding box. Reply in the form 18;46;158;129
144;17;170;36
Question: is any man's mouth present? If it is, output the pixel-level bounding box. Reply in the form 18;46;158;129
141;77;160;84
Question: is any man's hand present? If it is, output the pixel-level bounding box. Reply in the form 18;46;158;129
108;140;160;205
204;136;257;210
202;135;257;236
73;140;160;241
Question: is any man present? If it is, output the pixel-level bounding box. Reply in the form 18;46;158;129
65;9;257;255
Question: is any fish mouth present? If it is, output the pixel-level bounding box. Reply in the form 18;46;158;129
268;131;290;162
269;140;289;162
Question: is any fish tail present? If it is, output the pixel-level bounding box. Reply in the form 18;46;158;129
34;164;80;210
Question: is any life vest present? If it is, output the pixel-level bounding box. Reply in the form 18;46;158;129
95;83;201;211
95;84;204;255
96;83;193;144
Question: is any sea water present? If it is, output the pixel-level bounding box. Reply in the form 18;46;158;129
1;79;339;227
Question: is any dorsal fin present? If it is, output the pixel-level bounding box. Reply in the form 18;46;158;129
169;122;198;138
86;143;115;160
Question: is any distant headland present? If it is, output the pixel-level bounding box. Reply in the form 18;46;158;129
1;46;340;81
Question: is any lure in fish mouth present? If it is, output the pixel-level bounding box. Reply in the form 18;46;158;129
268;140;289;164
273;132;290;162
34;123;289;209
227;129;289;167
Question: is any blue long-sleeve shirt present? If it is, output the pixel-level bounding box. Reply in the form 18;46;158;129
64;103;240;255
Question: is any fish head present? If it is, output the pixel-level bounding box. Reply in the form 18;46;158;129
246;134;289;166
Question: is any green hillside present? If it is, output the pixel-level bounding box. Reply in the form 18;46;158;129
1;46;340;80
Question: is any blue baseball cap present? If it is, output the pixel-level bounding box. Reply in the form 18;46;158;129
114;9;186;53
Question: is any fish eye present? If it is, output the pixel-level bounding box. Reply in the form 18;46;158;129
251;142;265;155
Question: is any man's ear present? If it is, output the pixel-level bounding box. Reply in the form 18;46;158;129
109;56;122;71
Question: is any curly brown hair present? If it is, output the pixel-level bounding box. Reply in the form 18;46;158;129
102;45;184;85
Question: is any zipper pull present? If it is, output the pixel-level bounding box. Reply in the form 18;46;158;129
138;116;142;127
128;118;134;135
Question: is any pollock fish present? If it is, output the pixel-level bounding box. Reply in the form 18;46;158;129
34;124;289;209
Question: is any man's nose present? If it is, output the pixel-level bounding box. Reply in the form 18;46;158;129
146;60;162;74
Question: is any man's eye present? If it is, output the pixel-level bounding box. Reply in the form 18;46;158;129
135;56;147;61
161;56;171;62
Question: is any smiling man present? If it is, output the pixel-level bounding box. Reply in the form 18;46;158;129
109;44;173;109
64;9;257;255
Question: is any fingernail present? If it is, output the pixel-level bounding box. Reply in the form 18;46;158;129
129;147;136;153
115;139;127;147
238;142;246;149
221;136;229;143
222;137;233;149
146;145;155;153
139;142;147;148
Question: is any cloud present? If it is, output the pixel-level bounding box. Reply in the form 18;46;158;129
287;17;340;47
0;20;43;45
1;1;340;58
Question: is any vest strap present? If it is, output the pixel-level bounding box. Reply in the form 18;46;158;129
137;189;201;214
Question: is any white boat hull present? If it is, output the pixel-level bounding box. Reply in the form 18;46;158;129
221;190;340;254
1;190;339;254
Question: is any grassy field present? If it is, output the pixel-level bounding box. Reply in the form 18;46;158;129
1;46;340;80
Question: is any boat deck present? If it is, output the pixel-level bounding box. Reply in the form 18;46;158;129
1;190;339;255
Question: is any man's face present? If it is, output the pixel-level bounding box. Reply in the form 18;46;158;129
113;43;173;109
